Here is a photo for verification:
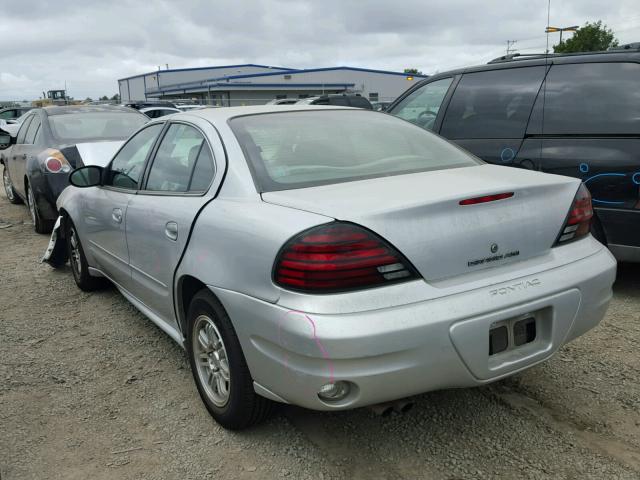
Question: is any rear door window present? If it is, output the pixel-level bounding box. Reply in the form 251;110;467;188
24;117;41;144
441;67;546;139
390;77;453;130
528;62;640;135
16;115;34;144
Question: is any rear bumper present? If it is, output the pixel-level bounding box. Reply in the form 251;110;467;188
29;170;70;221
212;246;616;411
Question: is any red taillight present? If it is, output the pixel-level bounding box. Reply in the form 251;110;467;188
274;223;418;293
45;157;62;172
43;150;72;173
555;184;593;245
459;192;514;206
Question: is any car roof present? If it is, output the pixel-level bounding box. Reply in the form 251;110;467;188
43;105;139;116
175;105;354;122
419;50;640;82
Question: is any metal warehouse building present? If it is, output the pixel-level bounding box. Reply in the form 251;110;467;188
118;64;427;106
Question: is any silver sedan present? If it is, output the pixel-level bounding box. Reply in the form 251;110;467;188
44;106;616;430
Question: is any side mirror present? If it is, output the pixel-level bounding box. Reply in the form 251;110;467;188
69;165;103;188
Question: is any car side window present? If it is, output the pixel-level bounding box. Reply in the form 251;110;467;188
440;67;546;139
24;117;41;145
390;78;453;131
145;123;206;192
527;62;640;135
16;115;34;144
105;124;163;190
0;110;16;120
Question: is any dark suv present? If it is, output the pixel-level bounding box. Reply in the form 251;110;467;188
387;46;640;262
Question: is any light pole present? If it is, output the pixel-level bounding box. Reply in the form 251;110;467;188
545;25;579;45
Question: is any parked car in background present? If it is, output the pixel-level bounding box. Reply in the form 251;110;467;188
140;106;182;118
0;106;33;121
370;101;391;111
176;104;208;112
1;105;148;233
386;46;640;262
45;106;615;430
123;101;177;110
295;94;373;109
266;98;298;105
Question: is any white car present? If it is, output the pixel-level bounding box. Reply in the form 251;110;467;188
45;106;616;429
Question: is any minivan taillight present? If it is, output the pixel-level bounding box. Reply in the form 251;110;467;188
273;222;419;293
555;184;593;245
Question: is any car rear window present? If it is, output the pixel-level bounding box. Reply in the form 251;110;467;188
49;112;148;141
230;110;480;192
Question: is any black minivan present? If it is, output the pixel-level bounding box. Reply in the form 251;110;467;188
387;47;640;262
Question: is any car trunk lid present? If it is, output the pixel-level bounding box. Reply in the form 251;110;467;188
262;164;580;281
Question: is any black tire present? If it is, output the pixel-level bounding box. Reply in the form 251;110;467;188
65;218;107;291
27;182;53;234
2;166;22;205
186;289;274;430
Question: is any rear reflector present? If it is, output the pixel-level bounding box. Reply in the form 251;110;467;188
273;222;419;293
459;192;514;206
555;183;593;245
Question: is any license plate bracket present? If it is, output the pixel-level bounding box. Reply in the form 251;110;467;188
489;315;537;356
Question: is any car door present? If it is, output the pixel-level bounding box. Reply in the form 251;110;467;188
525;61;640;250
7;114;35;199
81;123;164;289
21;114;43;184
438;66;547;167
125;120;218;327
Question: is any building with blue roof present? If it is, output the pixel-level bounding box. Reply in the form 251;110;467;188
118;64;427;106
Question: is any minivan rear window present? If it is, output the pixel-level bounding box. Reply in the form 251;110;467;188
527;62;640;135
441;66;546;139
230;110;480;192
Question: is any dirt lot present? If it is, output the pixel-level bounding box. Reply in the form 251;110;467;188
1;184;639;480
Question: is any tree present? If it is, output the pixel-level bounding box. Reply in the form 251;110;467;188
553;21;618;53
99;95;109;101
84;97;93;103
404;68;423;75
111;93;120;102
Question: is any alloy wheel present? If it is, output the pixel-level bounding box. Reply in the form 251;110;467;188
3;168;14;201
69;226;82;276
27;186;36;224
193;315;231;407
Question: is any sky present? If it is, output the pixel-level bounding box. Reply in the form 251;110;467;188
1;0;639;101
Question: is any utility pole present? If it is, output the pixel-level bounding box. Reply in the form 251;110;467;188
506;40;517;55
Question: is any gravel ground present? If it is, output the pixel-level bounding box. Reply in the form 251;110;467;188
1;181;639;480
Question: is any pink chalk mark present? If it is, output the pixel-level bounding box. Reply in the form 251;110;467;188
278;310;335;385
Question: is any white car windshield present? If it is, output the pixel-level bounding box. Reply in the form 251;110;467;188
230;110;480;191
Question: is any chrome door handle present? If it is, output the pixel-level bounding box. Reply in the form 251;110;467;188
112;208;123;224
165;221;178;241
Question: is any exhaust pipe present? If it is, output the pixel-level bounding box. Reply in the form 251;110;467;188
367;398;414;417
368;401;394;417
393;399;414;414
